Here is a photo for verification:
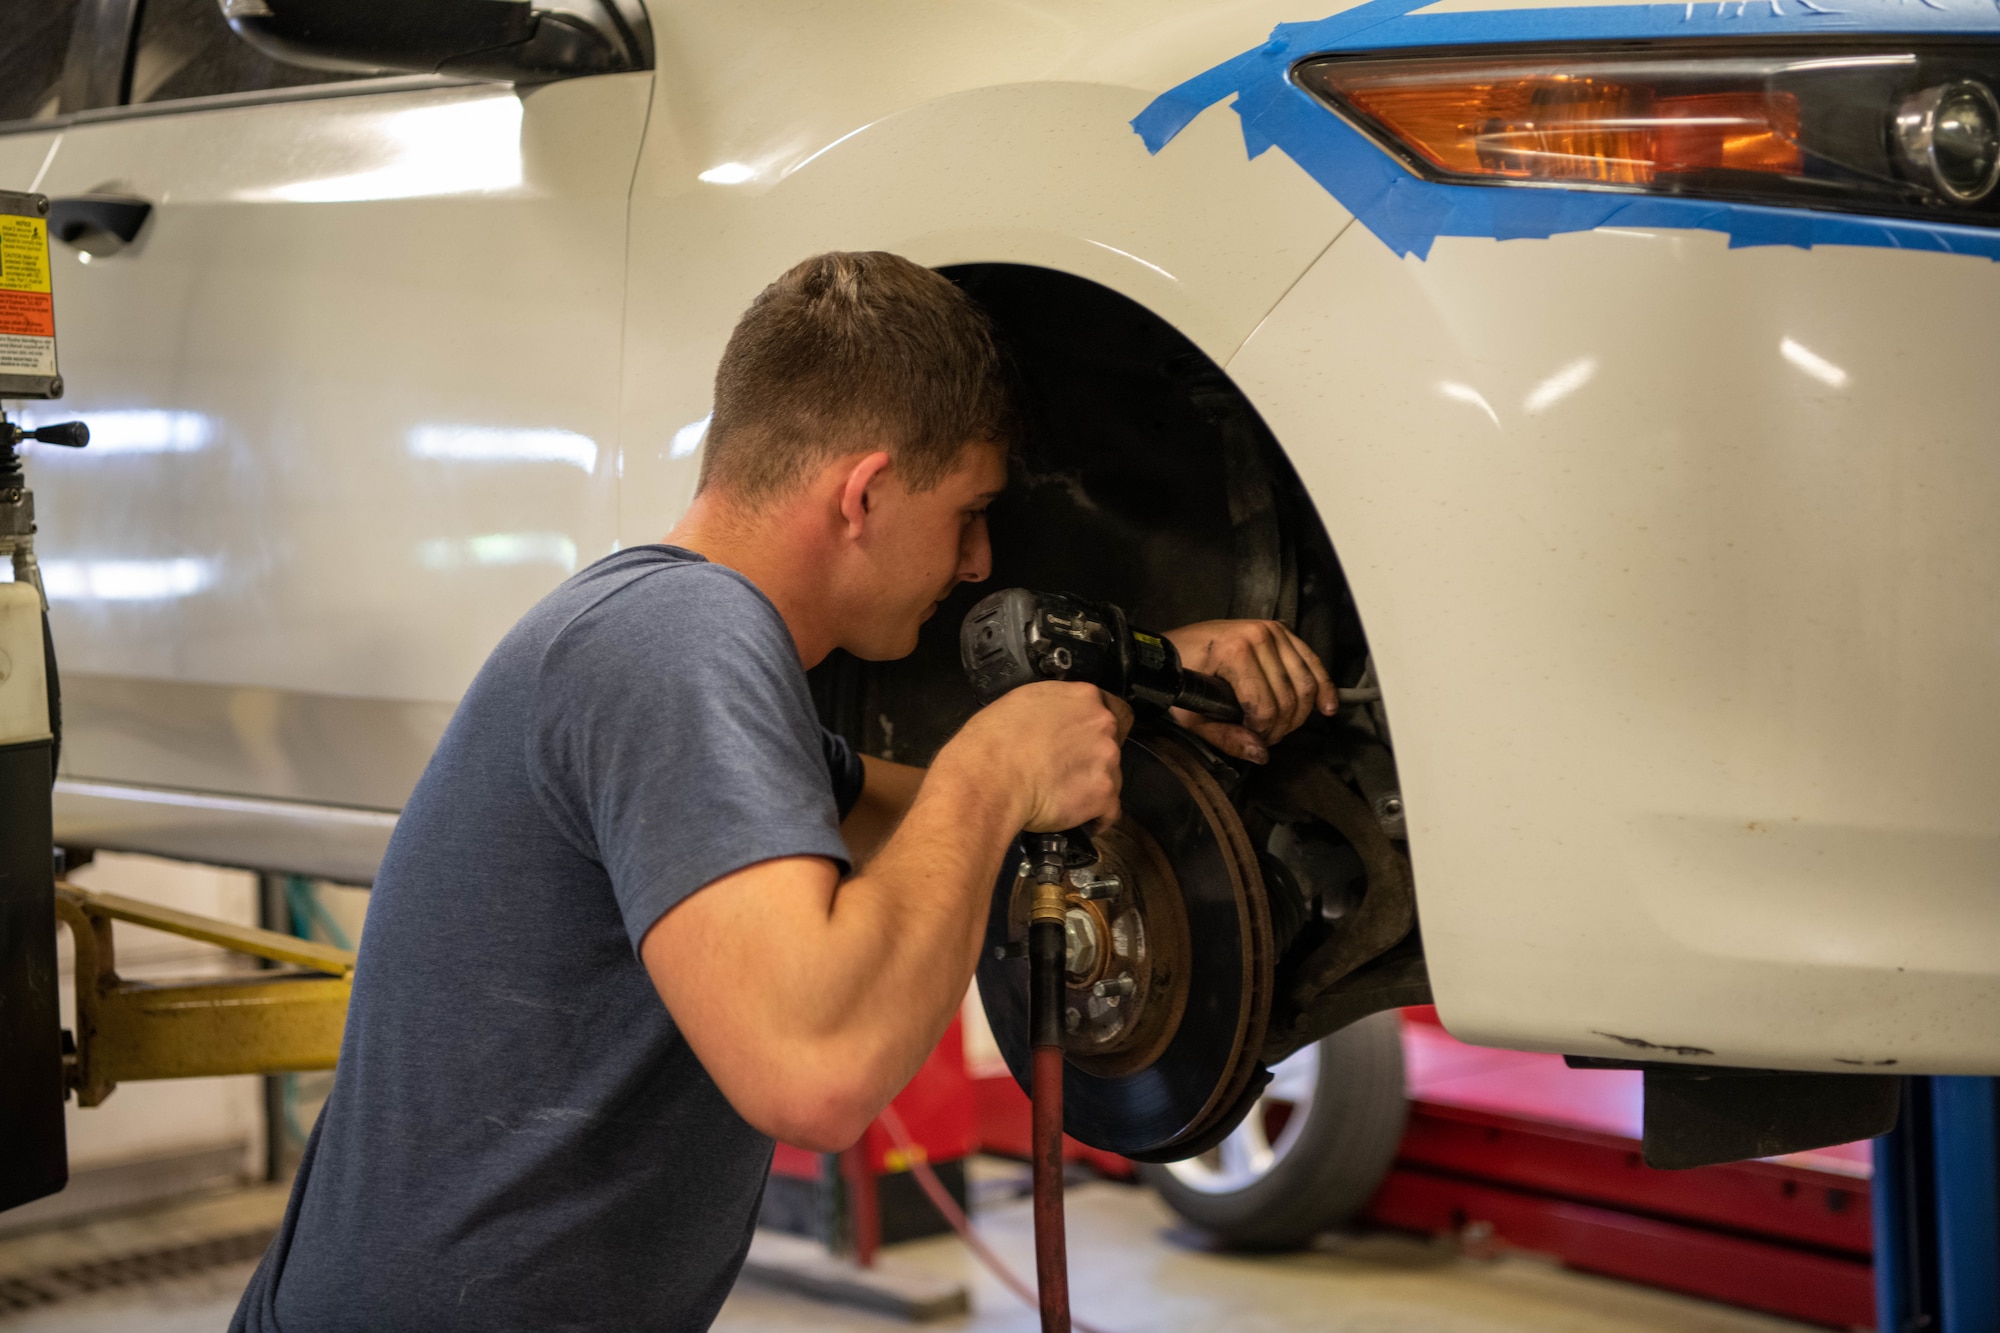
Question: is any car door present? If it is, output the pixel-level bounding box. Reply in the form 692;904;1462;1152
26;0;649;880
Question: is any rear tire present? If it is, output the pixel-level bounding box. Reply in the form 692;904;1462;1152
1139;1010;1406;1250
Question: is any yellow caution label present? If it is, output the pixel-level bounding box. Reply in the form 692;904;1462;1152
0;216;50;295
0;213;55;377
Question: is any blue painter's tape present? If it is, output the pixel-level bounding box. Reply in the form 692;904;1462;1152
1131;0;2000;261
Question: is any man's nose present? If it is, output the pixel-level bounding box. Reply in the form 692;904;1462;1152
960;523;992;584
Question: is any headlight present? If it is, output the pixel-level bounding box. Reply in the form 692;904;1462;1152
1895;79;2000;203
1294;43;2000;223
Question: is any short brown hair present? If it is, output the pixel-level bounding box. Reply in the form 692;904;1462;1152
699;252;1012;502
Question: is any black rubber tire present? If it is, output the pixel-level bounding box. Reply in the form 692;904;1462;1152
1138;1010;1407;1250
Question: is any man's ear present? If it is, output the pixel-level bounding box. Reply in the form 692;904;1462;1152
837;451;894;538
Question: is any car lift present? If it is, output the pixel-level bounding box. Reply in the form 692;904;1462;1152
54;884;354;1110
2;872;357;1216
0;185;356;1218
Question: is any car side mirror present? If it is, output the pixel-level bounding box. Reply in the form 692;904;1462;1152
219;0;651;84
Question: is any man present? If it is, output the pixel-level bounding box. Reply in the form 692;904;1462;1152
233;252;1336;1331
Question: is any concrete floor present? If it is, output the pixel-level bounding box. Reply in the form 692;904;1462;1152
1;1261;258;1333
719;1180;1816;1333
0;1173;1815;1333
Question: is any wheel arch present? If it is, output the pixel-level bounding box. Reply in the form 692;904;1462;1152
811;260;1379;764
809;261;1429;1059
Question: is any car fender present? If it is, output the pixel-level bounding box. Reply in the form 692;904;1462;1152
616;5;1354;539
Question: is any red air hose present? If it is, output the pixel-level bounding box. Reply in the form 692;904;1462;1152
887;830;1093;1331
1028;915;1072;1333
877;1105;1112;1333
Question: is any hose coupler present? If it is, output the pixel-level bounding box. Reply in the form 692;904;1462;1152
1029;832;1071;926
1028;833;1072;1052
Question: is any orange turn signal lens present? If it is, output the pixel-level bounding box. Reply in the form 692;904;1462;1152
1304;60;1803;187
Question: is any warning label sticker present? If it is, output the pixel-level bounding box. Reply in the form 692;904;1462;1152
0;214;55;379
0;334;54;374
0;216;51;294
0;290;54;338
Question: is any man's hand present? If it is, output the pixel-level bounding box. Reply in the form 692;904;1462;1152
1163;620;1336;764
945;680;1132;833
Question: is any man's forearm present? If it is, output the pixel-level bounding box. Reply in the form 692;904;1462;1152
813;756;1025;1115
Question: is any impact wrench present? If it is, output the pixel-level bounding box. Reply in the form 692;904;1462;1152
961;589;1248;1333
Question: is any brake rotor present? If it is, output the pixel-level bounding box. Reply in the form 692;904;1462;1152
975;727;1273;1162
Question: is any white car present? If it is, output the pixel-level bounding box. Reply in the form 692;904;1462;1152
9;0;1998;1212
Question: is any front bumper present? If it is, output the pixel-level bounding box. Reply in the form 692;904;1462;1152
1232;219;2000;1073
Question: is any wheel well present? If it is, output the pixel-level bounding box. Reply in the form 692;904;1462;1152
808;262;1371;763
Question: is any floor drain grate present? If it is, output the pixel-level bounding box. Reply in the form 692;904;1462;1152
0;1227;275;1313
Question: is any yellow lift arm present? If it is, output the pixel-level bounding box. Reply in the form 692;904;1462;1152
55;882;356;1107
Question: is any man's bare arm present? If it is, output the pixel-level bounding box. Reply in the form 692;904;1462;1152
840;755;925;866
641;683;1127;1151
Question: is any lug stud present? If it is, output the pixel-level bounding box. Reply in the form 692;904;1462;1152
1069;873;1121;900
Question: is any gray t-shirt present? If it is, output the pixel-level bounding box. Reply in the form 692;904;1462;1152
232;545;863;1333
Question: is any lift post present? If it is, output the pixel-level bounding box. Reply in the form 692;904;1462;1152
0;180;359;1220
0;187;69;1214
0;588;63;1212
1874;1076;2000;1333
